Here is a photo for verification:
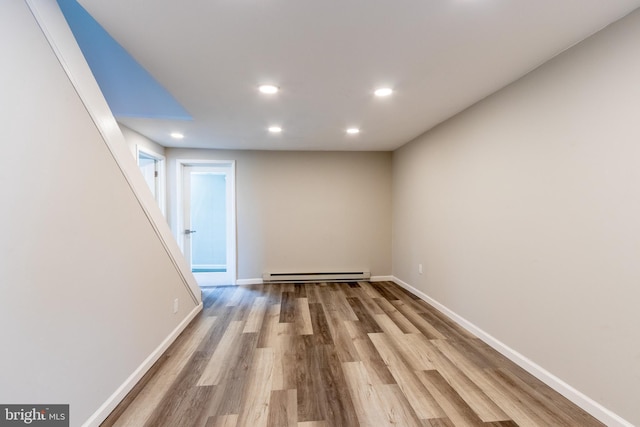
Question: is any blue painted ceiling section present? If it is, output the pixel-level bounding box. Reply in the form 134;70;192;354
57;0;192;120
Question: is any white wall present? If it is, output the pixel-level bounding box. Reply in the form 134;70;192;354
392;8;640;426
167;149;392;280
0;2;199;425
119;123;168;216
119;122;166;159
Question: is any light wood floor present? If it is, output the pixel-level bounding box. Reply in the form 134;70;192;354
103;281;603;427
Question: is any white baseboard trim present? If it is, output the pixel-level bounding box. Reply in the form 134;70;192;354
390;276;633;427
236;278;263;285
370;275;394;282
82;302;203;427
236;277;392;285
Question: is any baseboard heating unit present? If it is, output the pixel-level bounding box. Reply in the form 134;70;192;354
262;271;370;283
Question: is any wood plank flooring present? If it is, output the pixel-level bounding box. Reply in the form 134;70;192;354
102;281;603;427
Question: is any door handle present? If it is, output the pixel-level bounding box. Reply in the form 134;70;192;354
184;229;197;235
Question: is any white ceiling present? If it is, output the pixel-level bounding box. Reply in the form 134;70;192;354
79;0;640;151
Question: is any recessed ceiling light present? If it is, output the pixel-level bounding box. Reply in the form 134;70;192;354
346;128;360;135
374;87;393;97
268;126;282;133
170;132;184;139
259;85;279;94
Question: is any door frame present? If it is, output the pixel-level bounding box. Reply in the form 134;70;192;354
176;159;236;285
136;145;166;216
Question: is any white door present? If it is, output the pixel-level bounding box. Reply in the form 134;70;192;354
137;146;166;216
181;162;236;286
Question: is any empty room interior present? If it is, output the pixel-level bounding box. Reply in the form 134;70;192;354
2;0;640;426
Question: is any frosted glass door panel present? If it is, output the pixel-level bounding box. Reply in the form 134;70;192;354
181;162;236;287
190;173;226;272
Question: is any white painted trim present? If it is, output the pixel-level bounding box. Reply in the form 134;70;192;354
82;302;203;427
236;278;263;286
192;264;227;270
370;275;394;282
136;145;165;164
390;276;634;427
175;159;237;287
136;145;166;217
26;0;200;305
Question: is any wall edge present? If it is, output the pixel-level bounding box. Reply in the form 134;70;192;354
390;276;634;427
81;302;203;427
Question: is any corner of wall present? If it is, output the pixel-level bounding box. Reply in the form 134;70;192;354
389;277;634;427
